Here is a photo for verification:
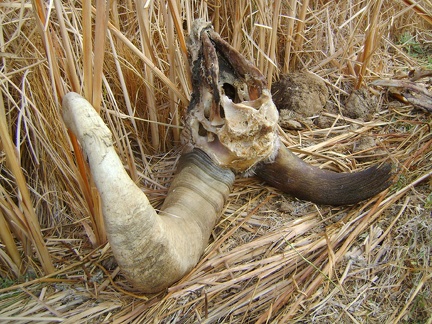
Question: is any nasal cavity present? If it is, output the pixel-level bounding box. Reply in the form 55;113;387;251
198;122;207;136
222;83;237;102
219;105;225;119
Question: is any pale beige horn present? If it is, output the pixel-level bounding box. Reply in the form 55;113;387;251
62;92;234;293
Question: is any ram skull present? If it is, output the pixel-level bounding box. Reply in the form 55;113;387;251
62;19;392;293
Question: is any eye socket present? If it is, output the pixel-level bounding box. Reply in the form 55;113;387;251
222;83;236;101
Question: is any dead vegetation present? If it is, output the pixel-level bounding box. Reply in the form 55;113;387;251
0;0;431;323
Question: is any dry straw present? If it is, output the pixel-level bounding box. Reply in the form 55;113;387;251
0;0;431;322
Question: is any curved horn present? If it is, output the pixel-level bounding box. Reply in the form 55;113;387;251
182;20;392;206
62;92;234;292
255;144;393;205
183;20;392;206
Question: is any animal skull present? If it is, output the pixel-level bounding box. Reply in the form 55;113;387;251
182;19;279;173
62;20;392;293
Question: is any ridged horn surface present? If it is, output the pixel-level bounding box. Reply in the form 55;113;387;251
62;92;234;292
255;143;393;205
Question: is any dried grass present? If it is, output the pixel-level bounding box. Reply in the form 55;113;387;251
1;0;431;323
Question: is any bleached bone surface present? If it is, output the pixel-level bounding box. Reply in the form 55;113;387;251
182;19;279;173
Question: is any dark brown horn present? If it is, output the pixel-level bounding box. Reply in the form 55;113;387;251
255;143;393;205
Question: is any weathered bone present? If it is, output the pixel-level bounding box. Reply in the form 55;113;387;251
63;19;393;293
182;19;280;174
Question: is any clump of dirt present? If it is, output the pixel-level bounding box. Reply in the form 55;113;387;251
344;88;378;120
277;110;304;130
351;136;388;162
271;72;329;129
272;72;328;115
272;74;382;129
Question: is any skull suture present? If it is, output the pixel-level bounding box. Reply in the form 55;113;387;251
182;19;279;174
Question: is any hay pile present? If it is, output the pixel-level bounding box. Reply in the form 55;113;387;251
0;0;431;322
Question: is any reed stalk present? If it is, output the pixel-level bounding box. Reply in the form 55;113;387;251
0;91;54;275
355;0;384;89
